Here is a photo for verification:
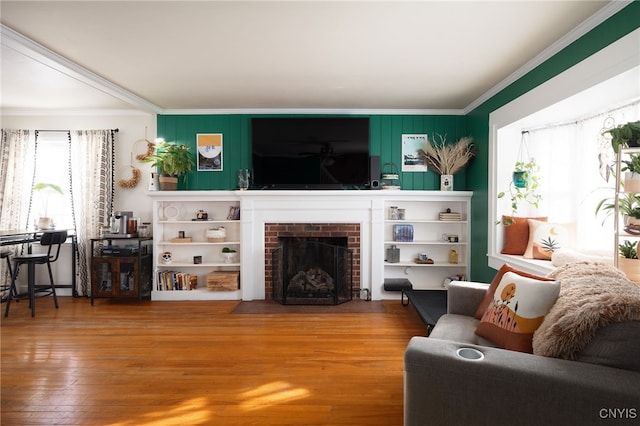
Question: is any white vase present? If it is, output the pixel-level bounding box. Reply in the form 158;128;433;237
440;174;453;191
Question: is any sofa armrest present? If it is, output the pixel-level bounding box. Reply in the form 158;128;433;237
404;337;640;426
447;281;489;316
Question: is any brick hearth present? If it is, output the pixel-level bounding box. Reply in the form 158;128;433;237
264;223;361;299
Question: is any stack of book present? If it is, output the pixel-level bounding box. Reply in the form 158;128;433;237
439;211;461;221
157;271;198;290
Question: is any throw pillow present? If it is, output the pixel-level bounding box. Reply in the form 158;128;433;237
475;271;561;353
474;263;554;319
500;216;547;255
523;219;569;260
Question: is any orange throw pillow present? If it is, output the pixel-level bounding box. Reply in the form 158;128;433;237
474;263;554;319
475;272;561;353
501;216;547;255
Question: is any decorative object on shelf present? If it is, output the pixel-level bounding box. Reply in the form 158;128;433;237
386;245;400;263
196;133;223;171
381;162;401;190
163;204;180;221
32;182;64;230
398;208;406;220
207;271;240;291
238;169;250;190
618;240;640;282
439;208;461;221
196;210;208;220
621;152;640;193
602;120;640;153
625;207;640;234
447;235;459;243
138;223;151;238
193;255;202;264
415;257;434;264
227;206;240;220
389;206;399;220
206;226;226;242
449;249;459;264
140;139;195;190
417;134;475;190
221;247;237;264
161;251;172;264
393;224;414;242
401;134;429;172
148;172;160;191
497;131;542;225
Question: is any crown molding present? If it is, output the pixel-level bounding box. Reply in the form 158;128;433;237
1;24;163;114
160;108;465;116
0;108;154;117
463;0;633;114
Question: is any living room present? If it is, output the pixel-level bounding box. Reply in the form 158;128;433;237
1;1;639;425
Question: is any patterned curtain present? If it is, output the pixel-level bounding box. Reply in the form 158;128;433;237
0;129;32;290
71;130;115;296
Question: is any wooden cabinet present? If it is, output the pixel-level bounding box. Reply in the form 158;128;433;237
90;238;152;304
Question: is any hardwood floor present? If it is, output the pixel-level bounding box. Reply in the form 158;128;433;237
1;297;426;425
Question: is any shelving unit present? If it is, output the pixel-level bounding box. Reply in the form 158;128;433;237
382;196;471;290
613;146;640;283
150;193;241;300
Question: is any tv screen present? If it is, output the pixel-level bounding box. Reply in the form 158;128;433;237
251;117;370;189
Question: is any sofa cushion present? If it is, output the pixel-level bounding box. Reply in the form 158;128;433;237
533;261;640;367
524;219;569;260
475;272;561;353
474;263;554;319
576;321;640;373
429;314;499;348
500;215;547;255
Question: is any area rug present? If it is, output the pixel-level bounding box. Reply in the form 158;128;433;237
232;299;386;314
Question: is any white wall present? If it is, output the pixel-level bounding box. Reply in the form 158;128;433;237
1;112;157;296
1;112;157;223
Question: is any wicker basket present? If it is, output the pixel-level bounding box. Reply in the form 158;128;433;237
207;237;225;242
206;228;226;242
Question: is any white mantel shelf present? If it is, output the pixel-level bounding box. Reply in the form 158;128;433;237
148;190;473;300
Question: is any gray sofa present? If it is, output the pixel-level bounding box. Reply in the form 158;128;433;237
404;279;640;426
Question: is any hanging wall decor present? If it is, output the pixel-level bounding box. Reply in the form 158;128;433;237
197;133;223;171
401;134;429;172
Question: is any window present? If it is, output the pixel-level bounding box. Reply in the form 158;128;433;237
488;30;640;275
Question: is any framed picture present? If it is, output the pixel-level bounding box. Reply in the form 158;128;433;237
197;133;223;171
402;134;428;172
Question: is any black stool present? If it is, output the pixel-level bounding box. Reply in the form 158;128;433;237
4;230;68;317
1;250;16;302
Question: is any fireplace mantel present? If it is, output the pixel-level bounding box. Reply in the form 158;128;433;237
148;190;473;301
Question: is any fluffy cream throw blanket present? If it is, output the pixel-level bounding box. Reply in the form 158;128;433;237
532;261;640;359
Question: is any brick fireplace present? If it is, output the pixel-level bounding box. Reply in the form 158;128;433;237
265;223;361;300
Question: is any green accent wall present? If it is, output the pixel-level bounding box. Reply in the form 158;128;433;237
156;114;469;191
158;1;639;283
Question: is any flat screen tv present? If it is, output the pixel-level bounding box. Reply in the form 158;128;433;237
251;117;370;189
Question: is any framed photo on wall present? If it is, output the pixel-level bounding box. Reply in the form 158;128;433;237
401;134;428;172
197;133;223;171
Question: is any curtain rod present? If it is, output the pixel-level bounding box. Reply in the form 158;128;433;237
36;128;119;133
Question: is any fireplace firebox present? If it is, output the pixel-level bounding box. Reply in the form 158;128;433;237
272;237;353;305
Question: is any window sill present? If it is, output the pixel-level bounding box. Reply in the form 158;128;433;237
488;253;555;277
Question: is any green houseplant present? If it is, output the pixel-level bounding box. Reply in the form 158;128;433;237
33;182;64;229
618;239;640;282
497;157;542;225
595;192;640;225
603;120;640;153
142;141;195;190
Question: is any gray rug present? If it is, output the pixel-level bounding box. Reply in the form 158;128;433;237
232;299;385;314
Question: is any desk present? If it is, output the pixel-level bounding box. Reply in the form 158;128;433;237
0;229;78;297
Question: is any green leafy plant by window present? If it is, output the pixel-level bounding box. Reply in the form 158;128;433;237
619;240;638;259
497;157;542;225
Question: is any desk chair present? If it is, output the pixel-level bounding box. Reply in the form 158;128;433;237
4;230;68;317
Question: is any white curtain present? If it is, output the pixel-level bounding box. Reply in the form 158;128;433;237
71;130;114;296
0;130;32;290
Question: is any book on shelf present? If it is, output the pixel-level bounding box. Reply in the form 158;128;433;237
157;270;198;291
439;212;461;221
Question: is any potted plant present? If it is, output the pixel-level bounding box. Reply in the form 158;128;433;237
603;120;640;153
595;192;640;225
32;182;64;229
626;207;640;234
418;134;475;190
497;157;542;225
621;152;640;193
618;240;640;282
221;246;237;264
141;140;195;190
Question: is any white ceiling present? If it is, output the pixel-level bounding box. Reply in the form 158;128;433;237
0;1;623;114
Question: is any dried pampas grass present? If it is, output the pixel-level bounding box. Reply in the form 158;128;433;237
418;135;475;175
